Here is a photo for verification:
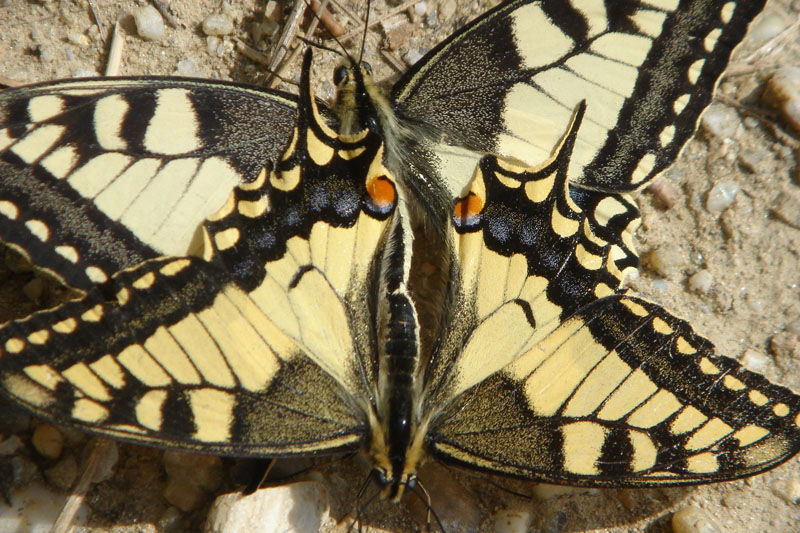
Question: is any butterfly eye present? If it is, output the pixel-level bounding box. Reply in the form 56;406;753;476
333;65;348;85
362;62;373;76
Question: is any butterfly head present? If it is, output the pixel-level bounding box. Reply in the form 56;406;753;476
332;59;398;139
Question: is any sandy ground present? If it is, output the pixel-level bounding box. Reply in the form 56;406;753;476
0;0;799;531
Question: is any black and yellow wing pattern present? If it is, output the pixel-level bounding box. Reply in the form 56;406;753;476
0;78;298;290
1;0;799;516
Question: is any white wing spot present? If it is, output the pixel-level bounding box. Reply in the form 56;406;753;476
659;124;675;146
0;200;19;220
687;59;705;85
704;28;722;52
773;403;790;417
40;145;79;179
85;266;108;283
720;2;735;24
55;245;79;263
144;88;201;155
94;94;130;151
11;125;65;163
28;95;65;122
673;94;691;115
133;272;156;290
5;338;25;354
25;219;50;242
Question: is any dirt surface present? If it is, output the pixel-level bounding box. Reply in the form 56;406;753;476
0;0;799;532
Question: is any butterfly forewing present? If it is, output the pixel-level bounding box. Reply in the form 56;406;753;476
0;65;399;458
395;0;767;198
0;78;298;290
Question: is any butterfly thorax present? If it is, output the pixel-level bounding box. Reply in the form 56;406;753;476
331;59;435;502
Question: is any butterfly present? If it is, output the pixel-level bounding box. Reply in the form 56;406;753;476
0;0;798;527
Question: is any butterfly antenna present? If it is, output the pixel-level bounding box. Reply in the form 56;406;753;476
409;480;445;533
358;0;371;64
301;0;355;64
349;476;380;533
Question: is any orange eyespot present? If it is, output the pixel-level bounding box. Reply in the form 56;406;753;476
453;192;483;223
367;175;396;209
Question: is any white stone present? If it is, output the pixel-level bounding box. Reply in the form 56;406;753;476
770;478;800;504
204;482;329;533
132;5;166;41
0;482;79;533
687;269;713;294
175;58;200;77
705;182;739;213
203;14;235;36
492;509;533;533
700;104;740;140
748;9;790;42
672;506;721;533
740;349;771;374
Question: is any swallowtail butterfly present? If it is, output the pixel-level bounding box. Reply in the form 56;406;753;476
1;0;798;529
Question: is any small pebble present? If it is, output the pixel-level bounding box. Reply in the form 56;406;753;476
645;243;684;278
67;32;90;48
438;0;457;22
44;455;78;490
263;1;281;24
158;506;185;533
203;13;235;36
207;36;221;54
770;478;800;504
700;104;740;139
771;189;800;229
737;148;774;174
381;15;411;51
762;67;800;132
72;69;100;78
646;178;680;209
175;58;200;77
204;481;329;533
748;9;790;42
163;451;223;512
688;269;713;294
770;331;800;365
705;182;739;213
132;5;166;41
0;435;23;456
492;509;533;533
539;510;568;533
11;455;38;487
740;349;771;374
32;423;64;459
671;505;721;533
414;1;427;17
426;7;438;28
404;49;425;66
651;278;669;292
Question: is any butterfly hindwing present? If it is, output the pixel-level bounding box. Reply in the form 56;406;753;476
0;78;299;290
429;294;800;486
395;0;767;198
421;99;800;486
